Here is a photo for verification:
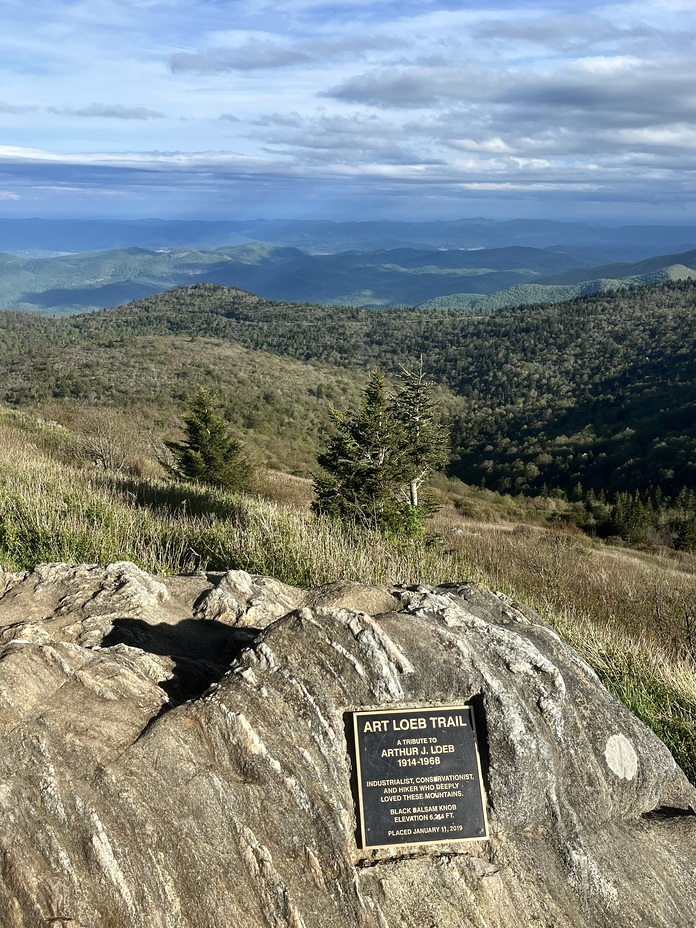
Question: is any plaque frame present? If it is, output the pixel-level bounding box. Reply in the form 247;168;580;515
351;704;489;850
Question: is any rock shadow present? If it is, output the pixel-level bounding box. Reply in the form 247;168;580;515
101;617;259;705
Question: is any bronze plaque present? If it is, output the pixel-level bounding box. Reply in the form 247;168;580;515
352;705;488;849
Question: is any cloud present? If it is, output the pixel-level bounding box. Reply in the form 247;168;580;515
250;111;440;167
471;14;654;49
447;137;513;154
171;41;311;73
0;145;289;175
324;55;674;113
0;101;37;114
51;104;165;120
0;191;20;201
170;34;402;73
468;8;696;64
323;66;499;108
498;58;696;137
1;0;696;222
0;145;72;162
322;51;696;159
0;140;695;224
572;55;642;74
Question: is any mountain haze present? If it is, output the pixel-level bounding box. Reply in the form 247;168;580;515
3;217;696;256
3;239;696;315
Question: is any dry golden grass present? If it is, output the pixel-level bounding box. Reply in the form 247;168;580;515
432;507;696;658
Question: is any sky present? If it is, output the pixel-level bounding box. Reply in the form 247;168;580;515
1;0;695;223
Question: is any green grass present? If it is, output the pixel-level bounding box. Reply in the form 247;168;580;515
0;451;466;587
432;513;696;780
552;606;696;781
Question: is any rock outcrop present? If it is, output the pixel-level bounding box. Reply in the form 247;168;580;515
0;561;693;928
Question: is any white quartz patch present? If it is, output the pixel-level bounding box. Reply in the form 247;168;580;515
604;733;638;780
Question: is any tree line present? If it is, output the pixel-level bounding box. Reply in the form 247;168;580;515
164;374;696;552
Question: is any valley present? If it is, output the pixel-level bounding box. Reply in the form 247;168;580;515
2;279;693;529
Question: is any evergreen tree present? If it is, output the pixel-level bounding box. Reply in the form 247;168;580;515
312;367;448;536
391;359;449;511
165;388;249;490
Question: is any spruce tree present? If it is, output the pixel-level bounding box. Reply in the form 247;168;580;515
165;388;249;490
312;367;448;536
391;359;449;511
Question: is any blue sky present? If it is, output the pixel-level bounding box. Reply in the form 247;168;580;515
1;0;695;222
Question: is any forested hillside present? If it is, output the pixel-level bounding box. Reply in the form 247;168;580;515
1;279;694;544
419;247;696;311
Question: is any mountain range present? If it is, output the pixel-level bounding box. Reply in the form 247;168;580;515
2;238;696;316
3;217;696;257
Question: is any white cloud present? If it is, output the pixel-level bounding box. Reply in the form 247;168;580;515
448;138;513;154
52;104;166;120
571;55;642;74
614;125;696;148
0;145;68;162
0;0;695;220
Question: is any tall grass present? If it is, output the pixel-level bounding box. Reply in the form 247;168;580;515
0;409;694;782
436;517;696;659
0;457;470;588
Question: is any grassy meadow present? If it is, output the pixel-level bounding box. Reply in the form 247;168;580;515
0;405;694;783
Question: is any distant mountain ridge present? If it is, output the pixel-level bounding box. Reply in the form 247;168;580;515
418;248;696;311
3;238;696;316
2;216;696;257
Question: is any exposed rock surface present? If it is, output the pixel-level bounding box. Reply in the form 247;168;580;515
0;561;693;928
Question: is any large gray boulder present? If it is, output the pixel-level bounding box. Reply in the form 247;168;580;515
0;561;693;928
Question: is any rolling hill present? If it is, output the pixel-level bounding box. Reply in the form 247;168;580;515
3;239;696;315
1;279;694;512
0;242;592;314
418;248;696;311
